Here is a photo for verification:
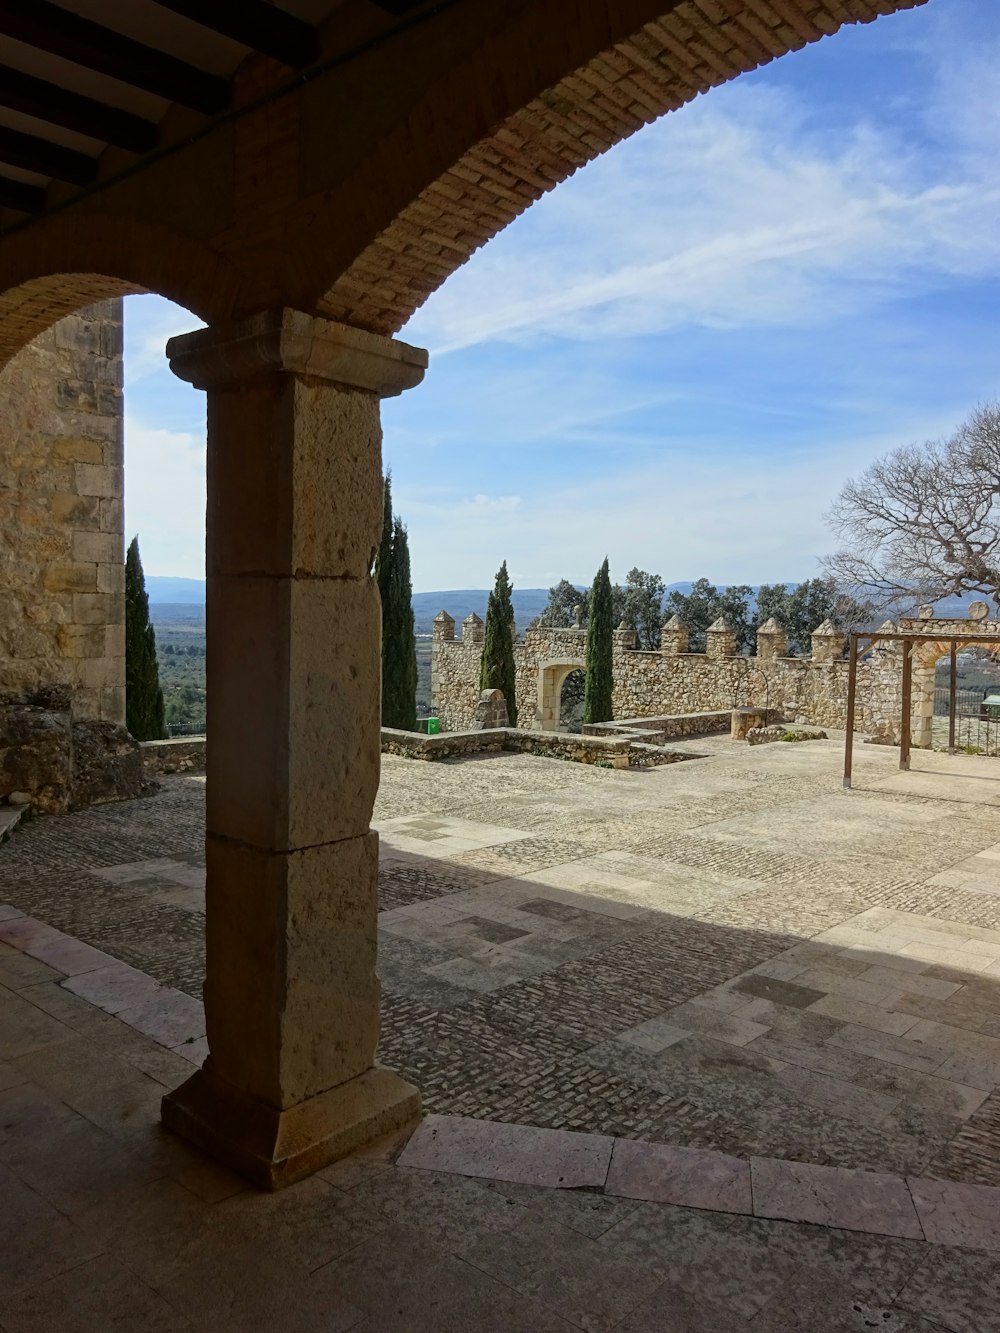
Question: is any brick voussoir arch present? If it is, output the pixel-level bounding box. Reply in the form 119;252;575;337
0;215;247;365
318;0;928;336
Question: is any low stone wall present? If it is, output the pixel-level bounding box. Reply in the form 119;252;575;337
140;737;206;775
584;710;733;744
380;725;700;769
381;725;631;766
747;724;828;746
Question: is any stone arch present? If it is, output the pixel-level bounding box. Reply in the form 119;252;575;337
537;658;586;731
316;0;927;334
0;219;243;365
910;638;995;751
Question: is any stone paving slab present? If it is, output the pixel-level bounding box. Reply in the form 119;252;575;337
750;1158;923;1239
605;1138;751;1213
0;911;206;1065
398;1113;614;1188
400;1110;1000;1251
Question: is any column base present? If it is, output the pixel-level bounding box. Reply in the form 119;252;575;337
161;1063;422;1191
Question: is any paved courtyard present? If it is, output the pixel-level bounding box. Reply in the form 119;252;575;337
8;735;1000;1183
5;733;1000;1327
7;734;1000;1181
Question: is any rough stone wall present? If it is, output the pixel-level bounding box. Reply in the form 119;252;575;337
0;300;124;722
141;737;206;775
431;611;909;742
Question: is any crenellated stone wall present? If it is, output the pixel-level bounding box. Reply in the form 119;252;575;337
0;300;124;723
431;611;909;742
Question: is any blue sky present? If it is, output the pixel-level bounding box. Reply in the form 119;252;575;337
124;0;1000;591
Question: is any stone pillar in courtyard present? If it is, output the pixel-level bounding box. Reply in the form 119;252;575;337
706;617;736;659
811;619;844;664
755;617;788;661
660;614;688;656
162;309;425;1188
912;642;943;750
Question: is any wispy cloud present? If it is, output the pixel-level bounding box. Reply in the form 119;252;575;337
125;295;204;381
123;0;1000;592
124;417;205;577
405;63;1000;354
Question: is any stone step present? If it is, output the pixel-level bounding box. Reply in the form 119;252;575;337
0;806;25;843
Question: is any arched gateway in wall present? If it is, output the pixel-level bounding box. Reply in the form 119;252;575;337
538;659;587;732
0;0;926;1188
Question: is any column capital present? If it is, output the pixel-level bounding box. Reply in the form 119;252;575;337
167;308;428;397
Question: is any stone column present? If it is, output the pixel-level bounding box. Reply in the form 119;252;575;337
912;642;942;750
660;614;688;656
706;617;737;659
755;617;788;662
161;309;425;1189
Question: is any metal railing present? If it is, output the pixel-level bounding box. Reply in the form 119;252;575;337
950;713;1000;757
934;687;984;717
166;721;206;738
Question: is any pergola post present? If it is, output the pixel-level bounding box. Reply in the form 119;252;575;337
843;632;858;790
948;643;958;754
900;641;913;771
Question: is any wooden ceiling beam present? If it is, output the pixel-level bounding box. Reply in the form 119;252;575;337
0;1;229;116
0;125;97;185
0;175;45;213
0;66;158;154
151;0;319;68
371;1;428;15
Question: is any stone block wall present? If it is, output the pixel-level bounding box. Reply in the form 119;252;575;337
0;300;124;722
431;610;907;742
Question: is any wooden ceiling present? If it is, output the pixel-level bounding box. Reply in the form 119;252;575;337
0;0;425;216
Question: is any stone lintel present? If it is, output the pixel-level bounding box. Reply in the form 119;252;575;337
167;308;428;397
162;1063;421;1191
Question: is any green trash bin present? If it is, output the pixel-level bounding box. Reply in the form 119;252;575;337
426;716;440;735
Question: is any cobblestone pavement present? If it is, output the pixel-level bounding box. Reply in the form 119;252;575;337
7;736;1000;1184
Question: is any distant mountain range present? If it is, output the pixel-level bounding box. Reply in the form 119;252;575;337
147;576;988;633
146;576;206;603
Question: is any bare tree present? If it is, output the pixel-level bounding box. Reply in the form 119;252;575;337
823;404;1000;613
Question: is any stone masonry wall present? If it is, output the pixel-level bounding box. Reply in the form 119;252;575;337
432;612;907;742
0;301;124;722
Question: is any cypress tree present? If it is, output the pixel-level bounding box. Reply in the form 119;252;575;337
375;473;418;729
383;518;418;730
375;473;393;619
125;536;166;740
376;473;395;725
584;556;614;724
480;560;517;724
